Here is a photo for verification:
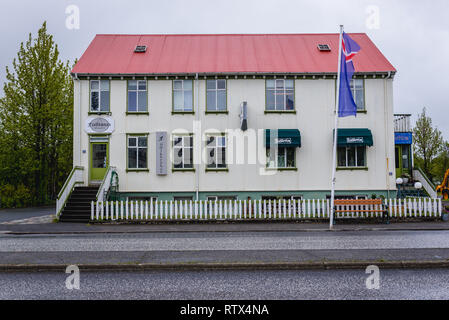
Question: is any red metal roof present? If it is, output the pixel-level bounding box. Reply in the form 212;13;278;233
71;33;396;75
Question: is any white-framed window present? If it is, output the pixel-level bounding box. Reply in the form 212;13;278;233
206;79;226;111
337;146;366;167
173;80;193;112
174;196;193;202
266;79;294;111
127;196;157;202
206;196;237;201
326;195;368;200
266;147;295;168
128;80;147;112
90;80;110;112
350;79;365;110
262;195;302;201
127;135;148;169
173;135;193;169
206;134;227;169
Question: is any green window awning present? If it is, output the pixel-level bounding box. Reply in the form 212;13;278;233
335;128;373;147
265;129;301;148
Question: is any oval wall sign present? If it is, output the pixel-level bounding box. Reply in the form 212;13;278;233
84;116;115;134
89;118;110;132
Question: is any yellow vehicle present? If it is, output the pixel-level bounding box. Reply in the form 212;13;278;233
437;168;449;200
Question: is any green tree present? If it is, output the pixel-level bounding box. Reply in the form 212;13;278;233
413;107;443;181
0;22;73;207
433;141;449;184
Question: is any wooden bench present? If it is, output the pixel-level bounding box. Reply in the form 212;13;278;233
333;199;389;224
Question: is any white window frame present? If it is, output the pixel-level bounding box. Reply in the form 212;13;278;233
206;134;227;169
127;135;148;169
90;80;110;112
337;146;366;168
173;135;194;170
127;80;147;112
350;79;365;111
266;79;295;111
266;147;296;169
206;79;227;111
173;80;193;112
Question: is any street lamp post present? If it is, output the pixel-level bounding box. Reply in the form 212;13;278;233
414;182;423;198
396;178;404;198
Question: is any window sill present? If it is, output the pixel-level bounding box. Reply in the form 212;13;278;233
172;111;195;115
357;110;367;114
172;168;195;172
265;167;298;171
126;112;149;115
264;110;296;114
88;111;111;115
205;111;228;115
336;166;368;171
206;168;229;172
126;169;149;172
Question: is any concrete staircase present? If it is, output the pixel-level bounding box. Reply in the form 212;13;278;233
59;186;99;223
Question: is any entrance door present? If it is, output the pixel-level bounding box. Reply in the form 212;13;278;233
395;146;402;178
90;142;109;182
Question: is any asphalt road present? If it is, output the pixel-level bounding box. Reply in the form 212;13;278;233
2;230;449;265
0;206;54;223
1;268;449;300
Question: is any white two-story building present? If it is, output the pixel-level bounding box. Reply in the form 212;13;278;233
70;33;397;203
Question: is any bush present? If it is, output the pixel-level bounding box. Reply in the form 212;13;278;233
0;184;33;208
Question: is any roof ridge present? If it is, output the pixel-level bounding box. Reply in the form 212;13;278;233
94;33;368;37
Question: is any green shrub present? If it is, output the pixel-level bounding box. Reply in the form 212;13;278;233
0;184;33;208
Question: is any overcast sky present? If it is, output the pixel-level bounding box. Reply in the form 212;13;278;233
1;0;448;139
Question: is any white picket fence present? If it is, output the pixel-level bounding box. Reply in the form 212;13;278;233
91;197;443;221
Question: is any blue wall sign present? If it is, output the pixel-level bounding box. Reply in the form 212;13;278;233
395;132;412;145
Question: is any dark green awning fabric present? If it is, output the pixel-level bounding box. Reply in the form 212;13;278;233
265;129;301;148
335;128;373;147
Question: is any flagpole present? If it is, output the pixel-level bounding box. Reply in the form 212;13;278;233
330;25;344;230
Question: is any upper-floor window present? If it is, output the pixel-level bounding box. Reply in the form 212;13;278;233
90;80;110;112
173;80;193;112
128;80;147;112
206;79;226;112
127;135;148;169
337;146;366;167
173;135;193;170
350;79;365;111
266;79;294;111
266;147;295;168
206;134;227;169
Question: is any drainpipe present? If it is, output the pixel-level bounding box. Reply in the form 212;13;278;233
384;71;392;198
195;73;199;201
73;73;82;168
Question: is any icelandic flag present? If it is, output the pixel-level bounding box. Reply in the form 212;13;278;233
338;32;361;117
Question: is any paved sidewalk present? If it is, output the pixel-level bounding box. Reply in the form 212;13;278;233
0;219;448;234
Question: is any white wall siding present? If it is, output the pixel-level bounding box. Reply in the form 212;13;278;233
76;77;396;194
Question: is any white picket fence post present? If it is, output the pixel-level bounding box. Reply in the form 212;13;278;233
91;197;442;222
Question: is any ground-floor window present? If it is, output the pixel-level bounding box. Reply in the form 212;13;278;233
326;195;368;200
206;134;227;169
266;147;295;168
127;196;157;202
262;195;302;201
173;196;193;202
127;135;148;169
173;135;193;169
206;196;237;201
337;146;366;167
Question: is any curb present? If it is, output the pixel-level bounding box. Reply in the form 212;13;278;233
4;227;449;235
2;260;449;272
